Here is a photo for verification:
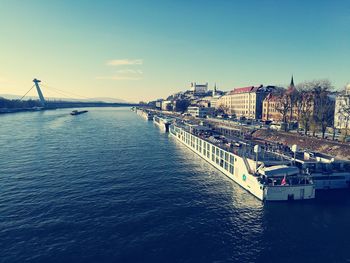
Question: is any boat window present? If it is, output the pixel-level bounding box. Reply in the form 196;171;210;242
229;165;234;174
224;162;228;170
295;162;303;169
313;175;345;180
343;163;350;171
331;163;341;171
230;155;234;164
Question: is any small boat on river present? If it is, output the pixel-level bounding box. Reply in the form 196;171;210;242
70;110;88;116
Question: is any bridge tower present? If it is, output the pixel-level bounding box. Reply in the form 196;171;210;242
33;78;46;107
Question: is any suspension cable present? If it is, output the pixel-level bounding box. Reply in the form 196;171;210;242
41;85;71;99
19;85;35;101
41;83;91;100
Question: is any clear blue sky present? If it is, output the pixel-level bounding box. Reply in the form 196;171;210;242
0;0;349;102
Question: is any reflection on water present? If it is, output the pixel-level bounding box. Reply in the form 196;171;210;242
170;136;265;262
0;107;350;263
170;137;263;207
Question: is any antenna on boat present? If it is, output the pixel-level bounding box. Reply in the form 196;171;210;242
292;144;298;165
33;78;46;107
254;145;261;172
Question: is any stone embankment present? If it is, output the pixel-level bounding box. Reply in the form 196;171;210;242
252;129;350;161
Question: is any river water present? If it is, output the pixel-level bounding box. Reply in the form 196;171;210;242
0;107;350;263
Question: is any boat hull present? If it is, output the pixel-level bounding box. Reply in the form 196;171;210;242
153;116;171;132
169;124;315;201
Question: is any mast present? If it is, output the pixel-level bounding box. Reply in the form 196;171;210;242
33;78;46;107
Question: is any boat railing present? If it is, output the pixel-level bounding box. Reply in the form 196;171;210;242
243;156;255;174
258;175;313;187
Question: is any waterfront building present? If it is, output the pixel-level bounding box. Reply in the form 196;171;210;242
155;100;163;109
161;100;173;111
262;92;284;121
209;84;224;108
190;82;208;95
216;85;274;119
262;77;298;122
208;96;220;108
187;106;214;118
193;84;224;108
334;84;350;129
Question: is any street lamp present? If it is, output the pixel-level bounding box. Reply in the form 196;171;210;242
291;144;298;165
254;145;261;172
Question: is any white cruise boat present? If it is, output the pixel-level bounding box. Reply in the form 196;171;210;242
169;122;315;201
136;108;154;120
153;115;174;132
292;152;350;190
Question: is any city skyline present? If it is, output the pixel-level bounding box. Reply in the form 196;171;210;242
1;0;350;102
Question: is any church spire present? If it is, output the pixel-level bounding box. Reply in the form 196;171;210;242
290;75;295;87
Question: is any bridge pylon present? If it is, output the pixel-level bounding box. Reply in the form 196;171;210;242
33;78;46;107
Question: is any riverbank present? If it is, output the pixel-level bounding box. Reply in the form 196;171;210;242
0;108;43;114
252;129;350;161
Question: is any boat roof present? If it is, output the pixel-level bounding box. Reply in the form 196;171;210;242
259;165;299;177
173;122;292;164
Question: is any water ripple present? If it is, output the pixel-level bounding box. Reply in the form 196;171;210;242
1;108;350;263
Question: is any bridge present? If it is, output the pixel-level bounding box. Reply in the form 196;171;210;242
19;78;138;110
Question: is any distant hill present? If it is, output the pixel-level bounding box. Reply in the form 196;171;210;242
0;94;131;104
84;97;128;103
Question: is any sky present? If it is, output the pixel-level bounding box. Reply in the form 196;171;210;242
0;0;349;102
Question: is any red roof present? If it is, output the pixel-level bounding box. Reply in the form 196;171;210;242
229;85;261;95
264;93;280;102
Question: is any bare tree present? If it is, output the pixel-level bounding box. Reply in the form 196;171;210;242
294;88;304;132
309;80;334;138
297;80;334;137
286;88;298;122
217;104;229;115
296;82;314;135
300;93;314;135
338;93;350;141
175;99;190;112
273;88;290;131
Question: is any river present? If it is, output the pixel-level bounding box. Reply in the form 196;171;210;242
0;107;350;262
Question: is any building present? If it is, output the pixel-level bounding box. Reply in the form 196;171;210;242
209;84;224;108
262;93;284;121
194;84;224;108
155;100;163;109
262;77;297;122
190;82;208;95
208;96;220;108
334;84;350;129
216;85;274;119
161;100;173;111
187;106;214;118
262;77;336;133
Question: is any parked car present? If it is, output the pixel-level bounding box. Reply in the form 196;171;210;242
270;123;281;131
